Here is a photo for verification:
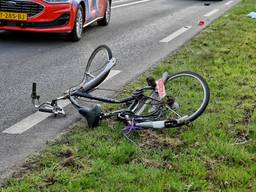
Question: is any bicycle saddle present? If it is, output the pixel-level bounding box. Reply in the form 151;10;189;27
78;105;102;128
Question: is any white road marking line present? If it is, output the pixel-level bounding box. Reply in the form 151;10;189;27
225;0;233;5
112;0;151;9
160;26;192;43
2;112;53;134
113;0;130;4
204;9;220;17
103;69;121;83
2;70;121;135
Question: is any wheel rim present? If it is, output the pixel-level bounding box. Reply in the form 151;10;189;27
162;73;209;121
84;45;112;82
105;1;111;23
166;73;209;121
69;45;113;98
76;8;83;38
133;73;209;122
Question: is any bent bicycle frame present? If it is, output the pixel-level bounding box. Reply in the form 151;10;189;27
31;57;188;130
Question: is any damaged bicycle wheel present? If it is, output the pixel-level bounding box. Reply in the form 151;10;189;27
133;71;210;126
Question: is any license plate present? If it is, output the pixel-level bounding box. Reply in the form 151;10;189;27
0;11;27;21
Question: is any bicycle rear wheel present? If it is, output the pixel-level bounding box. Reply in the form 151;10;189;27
134;71;210;126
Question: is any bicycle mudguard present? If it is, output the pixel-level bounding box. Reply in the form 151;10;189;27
135;119;178;129
135;121;165;129
78;105;102;128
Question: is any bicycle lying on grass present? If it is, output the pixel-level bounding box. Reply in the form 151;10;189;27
31;45;210;136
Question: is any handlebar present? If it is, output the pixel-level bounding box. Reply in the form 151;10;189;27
31;82;66;115
31;82;37;99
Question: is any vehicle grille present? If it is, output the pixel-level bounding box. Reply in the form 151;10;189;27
0;14;70;28
0;0;44;17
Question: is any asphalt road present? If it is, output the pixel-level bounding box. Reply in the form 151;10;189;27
0;0;240;181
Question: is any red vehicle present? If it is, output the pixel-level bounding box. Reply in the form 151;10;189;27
0;0;111;41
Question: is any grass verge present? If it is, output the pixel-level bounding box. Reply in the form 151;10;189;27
1;0;256;191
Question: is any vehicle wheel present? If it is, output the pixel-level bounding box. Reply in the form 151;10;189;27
133;71;210;126
68;5;84;41
97;0;111;26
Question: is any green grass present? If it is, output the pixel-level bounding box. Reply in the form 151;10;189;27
2;0;256;191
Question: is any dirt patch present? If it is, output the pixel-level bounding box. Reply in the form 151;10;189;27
61;156;89;171
234;131;250;145
139;130;184;149
10;158;41;179
42;175;58;187
242;108;254;126
205;159;218;181
59;147;74;158
62;156;76;167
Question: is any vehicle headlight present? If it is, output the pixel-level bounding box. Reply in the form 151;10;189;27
43;0;71;4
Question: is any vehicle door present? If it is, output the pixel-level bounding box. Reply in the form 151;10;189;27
85;0;101;22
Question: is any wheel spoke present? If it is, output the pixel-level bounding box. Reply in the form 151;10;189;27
166;105;182;118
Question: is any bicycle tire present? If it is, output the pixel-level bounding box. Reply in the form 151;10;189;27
133;71;210;126
166;71;210;123
84;45;113;83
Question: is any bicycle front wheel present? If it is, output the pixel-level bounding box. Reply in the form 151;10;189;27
163;71;210;123
134;71;210;126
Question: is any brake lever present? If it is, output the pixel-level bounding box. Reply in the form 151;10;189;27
30;82;66;117
50;99;65;116
53;106;65;115
31;82;41;107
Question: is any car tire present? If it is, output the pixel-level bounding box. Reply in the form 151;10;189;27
68;5;84;41
97;0;111;26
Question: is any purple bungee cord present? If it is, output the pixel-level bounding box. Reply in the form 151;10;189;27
122;119;139;144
